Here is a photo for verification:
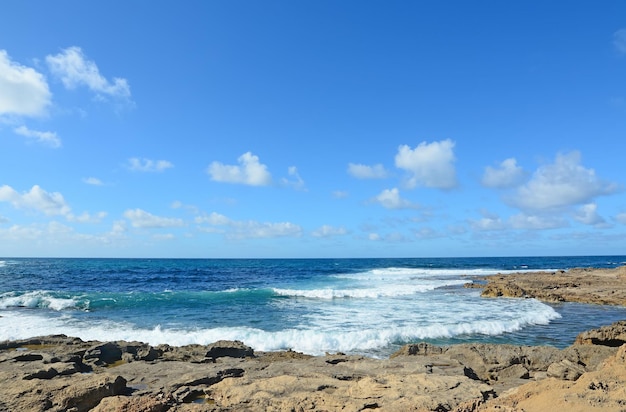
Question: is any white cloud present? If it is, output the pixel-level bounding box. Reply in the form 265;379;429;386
68;211;108;224
195;211;301;239
511;151;620;211
83;177;104;186
508;213;567;230
195;212;231;226
312;225;348;238
614;28;626;54
0;215;9;224
46;47;131;99
281;166;306;190
347;163;389;179
469;210;505;231
413;227;439;239
368;233;381;241
332;190;349;199
152;233;175;241
127;157;173;172
394;139;457;189
0;50;51;117
616;212;626;224
0;185;71;216
482;158;525;188
227;221;302;240
573;203;607;227
123;208;184;228
372;187;420;209
14;125;61;148
208;152;272;186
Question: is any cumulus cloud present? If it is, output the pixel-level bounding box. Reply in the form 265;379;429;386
123;208;184;228
372;188;420;209
208;152;272;186
46;47;131;99
573;203;607;227
332;190;349;199
511;152;620;211
127;157;173;172
482;158;525;188
14;125;61;148
0;184;71;216
347;163;389;179
195;211;302;239
394;139;457;189
614;28;626;54
312;225;348;238
0;50;51;117
469;210;505;231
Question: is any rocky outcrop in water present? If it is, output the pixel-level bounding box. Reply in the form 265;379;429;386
474;266;626;306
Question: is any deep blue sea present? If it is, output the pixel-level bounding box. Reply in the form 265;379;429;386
1;256;626;357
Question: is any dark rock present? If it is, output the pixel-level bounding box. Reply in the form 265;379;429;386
84;342;123;366
205;340;254;359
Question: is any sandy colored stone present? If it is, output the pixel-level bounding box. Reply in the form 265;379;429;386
475;266;626;305
472;344;626;412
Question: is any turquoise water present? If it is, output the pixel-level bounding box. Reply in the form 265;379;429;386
1;256;625;357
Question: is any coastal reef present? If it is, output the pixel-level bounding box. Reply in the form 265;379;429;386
2;266;626;411
0;321;625;411
475;265;626;306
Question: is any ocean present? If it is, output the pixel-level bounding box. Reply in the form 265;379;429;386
1;256;626;358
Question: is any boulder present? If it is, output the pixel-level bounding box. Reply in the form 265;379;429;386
84;342;123;366
547;359;585;381
574;320;626;347
205;340;254;359
52;374;128;412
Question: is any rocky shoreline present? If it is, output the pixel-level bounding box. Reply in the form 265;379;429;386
1;266;626;411
471;265;626;306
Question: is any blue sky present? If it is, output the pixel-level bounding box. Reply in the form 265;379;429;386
1;1;626;258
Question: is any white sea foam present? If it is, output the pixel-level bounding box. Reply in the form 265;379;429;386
273;278;468;299
0;291;80;311
0;296;561;356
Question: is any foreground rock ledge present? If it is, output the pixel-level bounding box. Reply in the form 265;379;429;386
2;321;626;411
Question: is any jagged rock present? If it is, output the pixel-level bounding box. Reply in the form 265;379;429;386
155;343;211;363
547;359;585;380
205;340;254;359
497;364;530;380
52;374;128;412
474;344;626;411
575;320;626;346
84;342;123;366
92;395;170;412
391;341;445;357
476;266;626;305
1;318;624;412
